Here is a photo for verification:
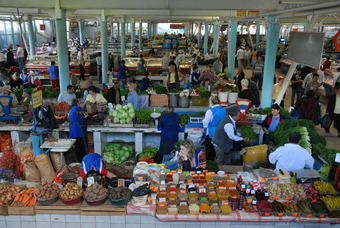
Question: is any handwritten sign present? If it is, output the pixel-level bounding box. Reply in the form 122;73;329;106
31;90;42;109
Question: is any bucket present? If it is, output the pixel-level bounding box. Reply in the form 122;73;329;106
218;92;229;105
178;96;189;108
228;92;238;104
169;93;178;107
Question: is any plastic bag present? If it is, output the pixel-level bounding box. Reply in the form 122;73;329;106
23;159;41;183
321;114;331;129
50;152;69;173
34;154;56;184
240;144;268;162
0;168;19;182
0;151;18;172
188;128;204;147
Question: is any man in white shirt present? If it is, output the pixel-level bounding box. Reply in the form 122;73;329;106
302;68;317;88
205;51;213;61
16;44;25;70
212;110;243;165
235;47;245;68
316;68;324;84
57;85;76;105
269;132;314;172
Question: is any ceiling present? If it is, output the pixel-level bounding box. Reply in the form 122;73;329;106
0;0;340;25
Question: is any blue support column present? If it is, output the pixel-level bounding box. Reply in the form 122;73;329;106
131;22;135;49
261;16;280;108
212;21;219;59
111;22;114;38
255;21;260;49
101;15;108;87
27;16;36;58
138;22;143;50
203;22;209;55
228;20;237;81
121;21;126;58
117;22;120;38
197;22;202;49
55;10;70;92
78;20;83;43
154;23;158;35
147;22;151;39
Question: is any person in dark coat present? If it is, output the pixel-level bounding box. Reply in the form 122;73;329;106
6;49;14;66
295;90;320;125
234;66;245;91
247;79;260;107
325;84;340;137
156;106;179;163
106;80;121;105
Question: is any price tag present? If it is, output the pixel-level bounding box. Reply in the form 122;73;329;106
118;178;125;187
179;181;184;184
180;201;187;206
161;180;165;185
170;205;177;208
87;176;95;186
307;214;312;217
320;215;325;218
199;188;206;193
159;198;166;202
222;200;229;205
251;189;255;195
273;196;278;200
77;176;83;187
292;213;298;216
218;186;226;190
196;171;201;174
285;197;291;200
264;213;270;216
188;184;195;189
278;213;283;216
335;153;340;163
265;192;269;197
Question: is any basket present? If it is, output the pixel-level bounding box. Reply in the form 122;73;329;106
191;96;209;107
60;195;82;205
131;194;148;206
150;94;168;107
85;197;107;206
109;191;132;206
35;195;59;206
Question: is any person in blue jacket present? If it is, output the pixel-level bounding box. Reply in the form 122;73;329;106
155;106;180;163
202;96;226;161
127;83;139;110
69;98;87;162
141;72;151;90
117;60;129;90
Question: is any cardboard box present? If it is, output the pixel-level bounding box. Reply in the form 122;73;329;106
218;165;244;173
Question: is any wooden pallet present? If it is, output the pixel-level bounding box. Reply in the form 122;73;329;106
0;205;8;215
8;206;35;215
81;200;126;215
35;199;81;215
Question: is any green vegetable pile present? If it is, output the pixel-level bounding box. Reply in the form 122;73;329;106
137;89;148;95
206;160;219;173
168;89;180;93
179;114;190;126
241;125;257;141
109;103;135;124
120;89;129;97
43;87;60;98
274;126;312;153
153;85;168;94
103;143;134;164
248;107;290;119
138;146;158;159
75;88;83;98
135;108;152;124
13;89;23;99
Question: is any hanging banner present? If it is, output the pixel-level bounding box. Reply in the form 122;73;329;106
40;24;46;31
236;11;247;17
248;11;260;16
170;24;185;29
332;30;340;52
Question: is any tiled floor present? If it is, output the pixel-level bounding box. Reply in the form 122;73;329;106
0;215;337;228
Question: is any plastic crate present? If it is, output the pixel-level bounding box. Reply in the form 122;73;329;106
188;115;204;127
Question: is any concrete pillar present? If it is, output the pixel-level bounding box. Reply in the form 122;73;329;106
197;22;202;49
27;16;36;58
11;21;16;45
255;21;260;49
261;16;280;108
78;20;83;43
101;14;108;87
131;22;135;48
121;21;126;58
111;22;114;38
55;9;70;92
117;22;120;37
138;22;143;50
147;22;151;39
212;21;219;59
154;23;158;35
203;22;209;55
227;20;237;81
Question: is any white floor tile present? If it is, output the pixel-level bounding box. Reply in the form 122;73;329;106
36;214;51;222
95;215;110;223
110;216;126;224
21;215;36;221
52;222;66;228
6;221;21;228
21;221;37;228
81;215;96;223
36;221;51;228
125;215;141;224
50;214;66;222
66;222;81;228
65;215;81;223
81;223;96;228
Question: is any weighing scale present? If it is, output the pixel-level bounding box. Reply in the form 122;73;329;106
0;96;20;122
235;99;253;126
150;109;161;126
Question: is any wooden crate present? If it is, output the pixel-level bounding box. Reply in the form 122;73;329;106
35;199;81;215
0;205;8;215
81;200;126;215
8;206;35;215
150;94;168;107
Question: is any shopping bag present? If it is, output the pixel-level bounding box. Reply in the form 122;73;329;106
321;114;331;129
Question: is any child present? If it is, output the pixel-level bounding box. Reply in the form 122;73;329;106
191;65;200;86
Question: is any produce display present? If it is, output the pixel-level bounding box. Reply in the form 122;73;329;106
313;181;337;194
305;185;319;201
60;182;83;200
283;202;299;213
103;143;134;165
257;200;272;213
35;183;60;199
12;188;37;206
321;196;340;209
84;184;107;202
109;103;135;124
267;183;306;200
271;200;286;213
297;200;314;214
108;186;131;199
138;146;158;163
241;125;257;141
0;185;25;205
54;102;71;112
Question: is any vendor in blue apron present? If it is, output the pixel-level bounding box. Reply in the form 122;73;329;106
69;98;87;162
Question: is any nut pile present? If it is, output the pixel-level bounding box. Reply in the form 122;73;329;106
108;186;131;199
